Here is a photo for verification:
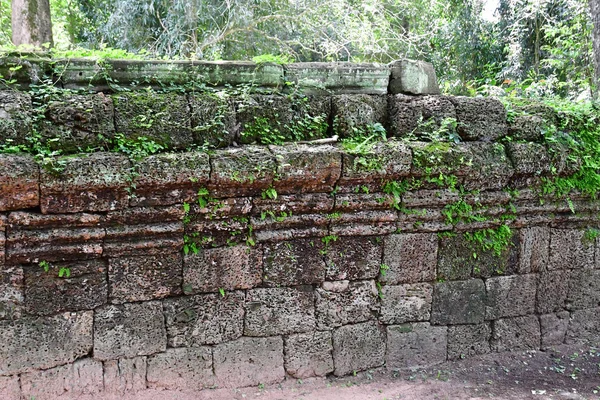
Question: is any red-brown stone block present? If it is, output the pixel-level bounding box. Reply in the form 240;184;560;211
0;154;39;211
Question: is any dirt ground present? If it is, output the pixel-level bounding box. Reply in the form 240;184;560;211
75;343;600;400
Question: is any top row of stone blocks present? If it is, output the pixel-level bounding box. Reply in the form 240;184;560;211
0;56;439;96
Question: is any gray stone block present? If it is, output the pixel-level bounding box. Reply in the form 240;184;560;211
386;323;447;370
332;94;387;138
213;336;284;388
0;311;93;375
491;316;540;352
0;90;33;145
284;331;334;379
537;270;569;314
447;323;491;360
189;92;236;147
431;279;486;325
566;307;600;345
519;227;550;273
332;321;386;376
263;238;326;286
0;265;24;321
449;97;508;142
93;302;166;360
380;283;432;324
147;347;214;390
549;229;594;270
163;291;245;346
245;286;315;336
485;274;536;320
566;269;600;310
103;357;147;394
389;60;440;95
540;312;569;348
382;233;437;284
315;280;379;329
324;236;382;280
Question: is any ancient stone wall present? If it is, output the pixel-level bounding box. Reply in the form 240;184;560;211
0;57;599;399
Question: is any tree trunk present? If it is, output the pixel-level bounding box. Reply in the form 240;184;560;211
11;0;53;48
589;0;600;97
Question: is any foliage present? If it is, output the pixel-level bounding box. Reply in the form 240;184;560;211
463;225;513;257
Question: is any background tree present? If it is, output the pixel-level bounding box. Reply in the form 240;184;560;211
589;0;600;95
11;0;53;47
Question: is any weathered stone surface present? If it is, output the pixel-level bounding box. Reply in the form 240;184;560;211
253;193;333;215
506;143;552;178
24;259;107;315
270;144;341;194
549;229;594;270
209;146;277;197
540;312;569;348
147;347;214;390
330;211;398;237
263;238;326;286
245;286;315;336
213;336;284;388
183;245;262;294
21;358;103;400
93;302;166;360
449;97;507;141
0;311;93;375
0;90;32;145
537;270;569;314
284;331;334;379
0;375;20;400
485;274;536;320
324;235;382;280
104;221;183;257
253;214;330;242
316;280;379;329
185;216;250;248
108;253;182;303
566;307;600;345
103;357;147;394
333;321;386;376
6;212;104;263
163;291;245;346
382;233;437;284
380;283;433;324
38;93;115;152
39;152;131;213
131;151;211;206
491;316;541;352
389;60;440;95
0;154;39;211
508;114;544;142
189;92;236;147
447;323;492;360
566;269;600;310
0;265;23;321
519;227;550;273
113;92;192;149
431;279;486;325
332;94;387;138
386;323;447;370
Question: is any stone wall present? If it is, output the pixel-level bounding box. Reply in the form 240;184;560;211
0;57;599;399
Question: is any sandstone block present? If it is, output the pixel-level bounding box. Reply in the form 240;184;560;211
325;236;382;280
389;60;440;95
333;321;386;376
245;286;315;336
103;357;147;394
540;312;569;348
449;97;507;141
0;154;39;211
316;280;379;329
485;274;536;320
213;336;284;388
147;347;214;390
566;307;600;345
519;227;550;273
491;316;540;352
431;279;486;325
549;229;594;270
380;283;432;324
447;323;491;360
263;238;326;286
536;270;569;314
386;323;447;369
284;331;334;379
93;302;166;360
566;269;600;310
382;233;437;284
189;92;236;147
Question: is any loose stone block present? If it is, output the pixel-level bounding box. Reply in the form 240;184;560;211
93;301;166;360
566;307;600;345
386;323;447;370
284;331;334;379
566;269;600;310
263;238;326;286
147;347;214;390
189;92;236;147
431;279;486;325
0;90;33;145
332;321;386;376
108;253;182;303
549;229;594;270
325;236;382;280
382;233;437;284
0;375;20;400
0;154;39;211
24;259;108;315
131;151;211;206
183;245;262;294
389;60;440;95
380;283;433;324
39;152;131;213
540;312;569;348
213;336;284;388
103;357;147;394
245;286;315;336
332;94;387;138
113;91;193;149
0;265;23;320
449;97;507;142
491;316;541;352
447;323;492;360
536;270;569;314
485;274;536;320
316;280;379;329
163;291;245;346
519;227;550;273
0;311;93;375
